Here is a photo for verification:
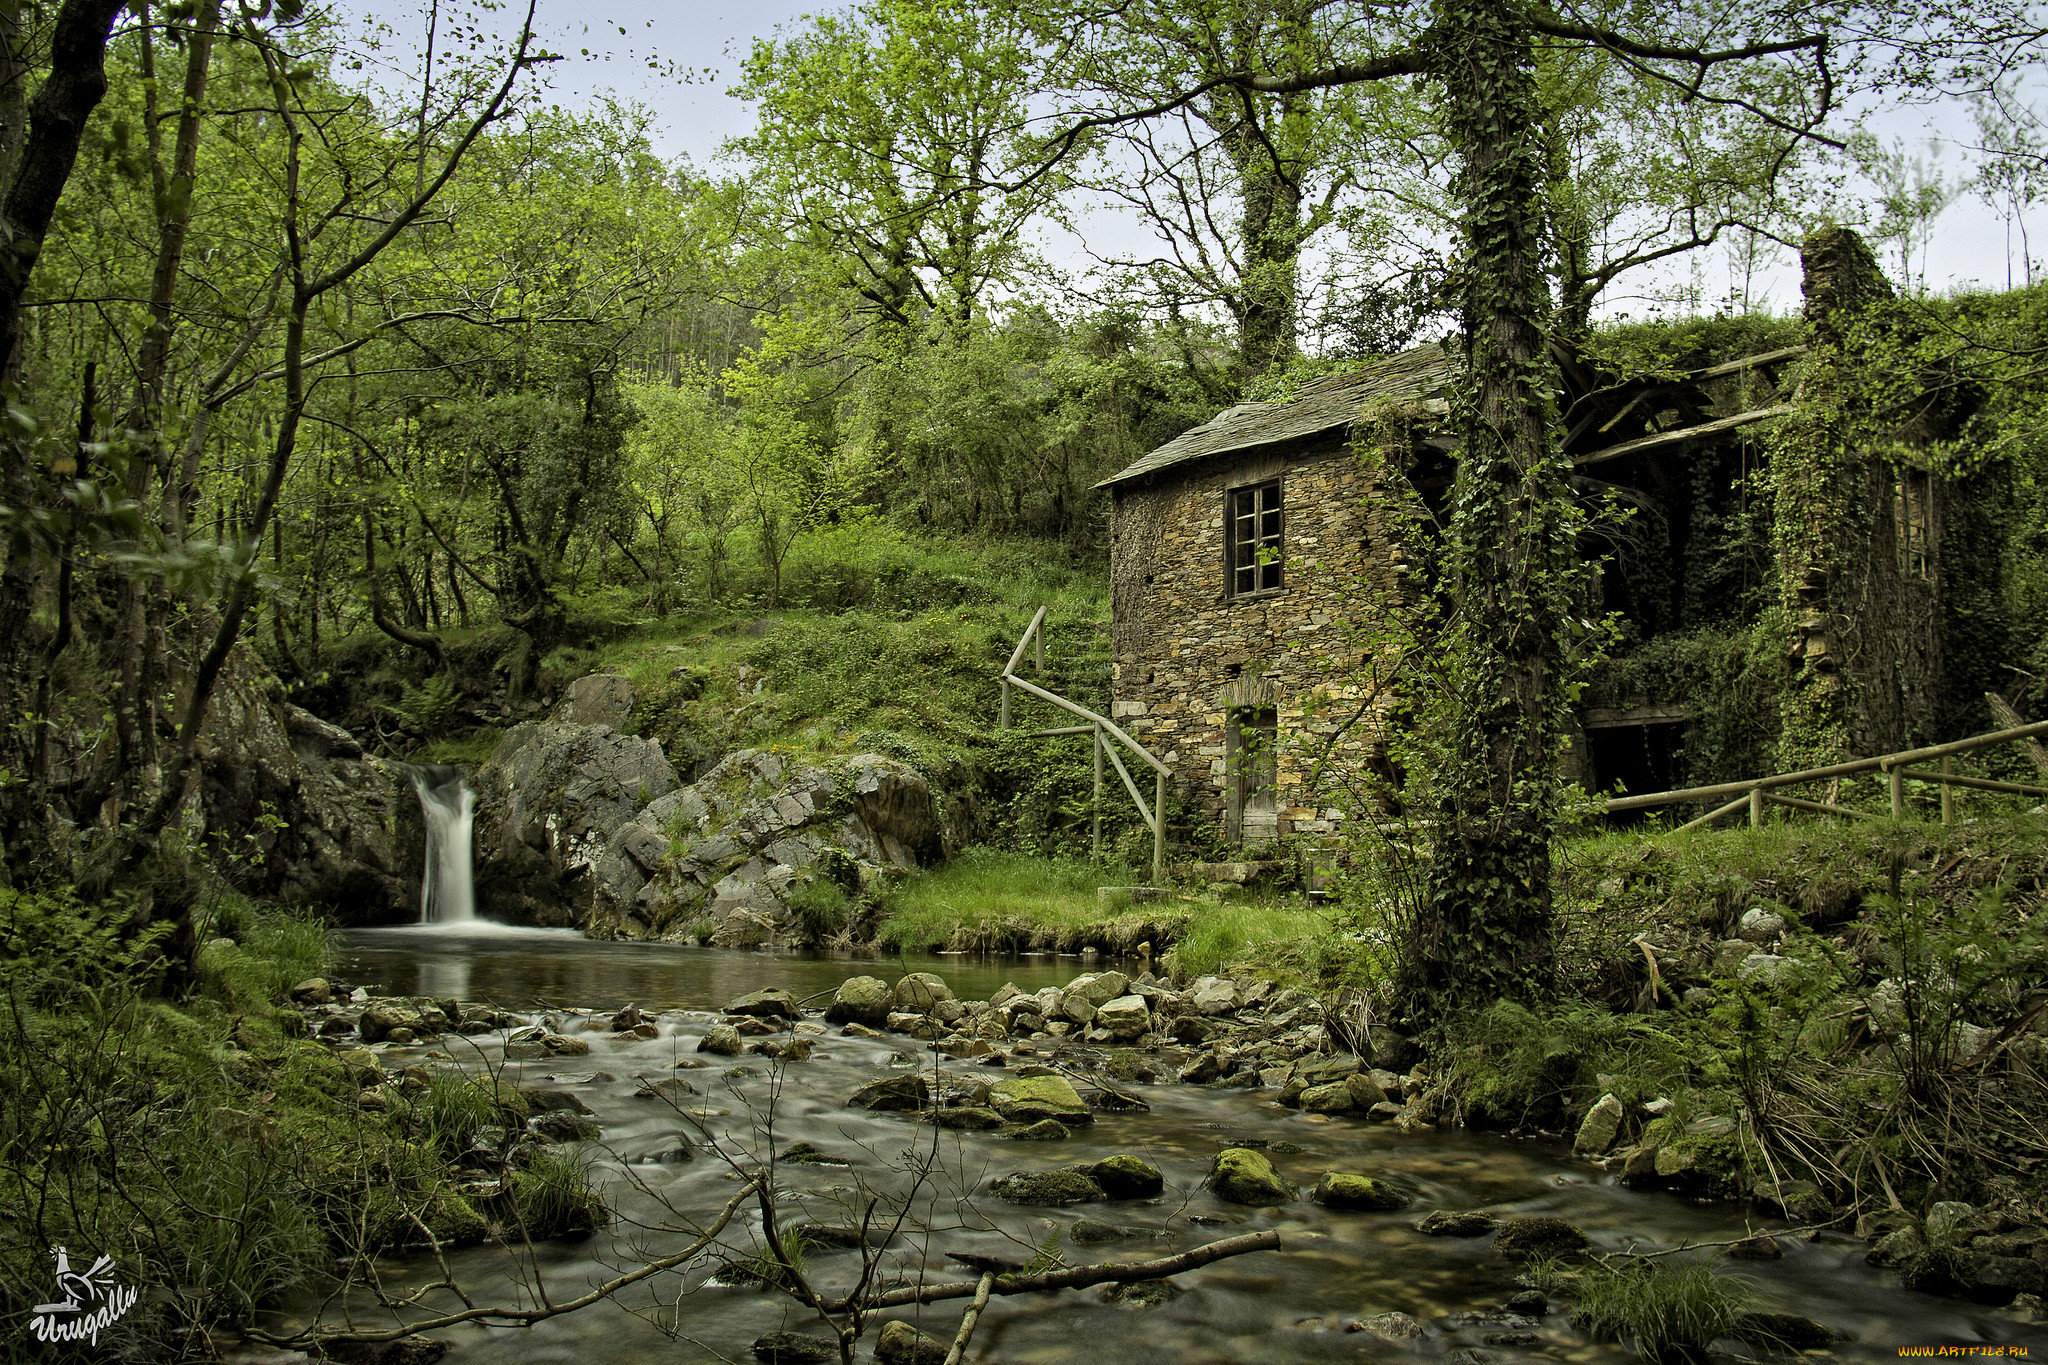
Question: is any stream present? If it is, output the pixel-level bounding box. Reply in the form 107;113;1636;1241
289;927;2048;1363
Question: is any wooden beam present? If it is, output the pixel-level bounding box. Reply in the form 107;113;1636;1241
1574;404;1798;468
1585;703;1688;729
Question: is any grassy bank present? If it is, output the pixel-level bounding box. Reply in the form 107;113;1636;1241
0;883;600;1360
870;849;1334;978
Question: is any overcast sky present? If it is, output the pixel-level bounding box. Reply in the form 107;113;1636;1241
352;0;2044;321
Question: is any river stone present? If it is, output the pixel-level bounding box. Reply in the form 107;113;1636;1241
988;1170;1106;1205
360;1003;428;1043
1927;1200;1978;1245
1065;971;1131;1007
778;1142;851;1166
1188;976;1239;1015
1098;1278;1183;1308
1299;1082;1356;1114
1072;1218;1157;1244
1313;1173;1409;1212
1090;1155;1165;1198
1574;1093;1624;1156
1753;1177;1831;1223
1008;1119;1070;1141
989;1074;1092;1125
334;1047;384;1084
1178;1052;1223;1085
875;1320;948;1365
1726;1233;1784;1260
926;1106;1004;1130
1494;1216;1589;1258
848;1074;931;1111
291;977;333;1005
751;1331;837;1363
1209;1147;1291;1205
1417;1209;1498;1237
894;972;954;1012
697;1025;743;1057
1354;1312;1427;1342
1349;1071;1400;1107
1295;1053;1363;1088
1094;995;1150;1039
825;976;892;1027
517;1087;592;1116
1366;1029;1418;1072
544;1033;591;1056
1734;1311;1838;1349
633;1077;701;1103
1868;1225;1926;1268
725;988;801;1020
469;1077;529;1122
530;1111;601;1142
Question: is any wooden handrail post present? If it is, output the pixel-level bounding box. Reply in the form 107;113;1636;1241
1153;769;1167;884
1889;762;1905;819
1000;679;1009;730
1941;755;1954;825
1035;620;1044;676
1749;784;1763;828
1093;723;1104;859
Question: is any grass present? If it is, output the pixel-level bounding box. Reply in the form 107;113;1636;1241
873;848;1329;975
1573;1260;1750;1364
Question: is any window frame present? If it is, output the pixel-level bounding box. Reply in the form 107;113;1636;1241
1225;477;1285;598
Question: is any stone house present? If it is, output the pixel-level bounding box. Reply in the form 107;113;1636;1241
1099;229;1987;845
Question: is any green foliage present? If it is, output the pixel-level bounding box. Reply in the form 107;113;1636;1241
194;900;333;1014
509;1147;607;1239
1446;1000;1689;1130
1585;618;1782;790
384;674;459;735
0;883;170;1000
786;875;855;943
1573;1260;1750;1364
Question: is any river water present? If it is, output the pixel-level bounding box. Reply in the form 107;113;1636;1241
304;928;2046;1363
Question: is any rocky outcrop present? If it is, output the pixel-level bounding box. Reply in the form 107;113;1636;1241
472;674;680;926
190;649;416;922
585;747;942;946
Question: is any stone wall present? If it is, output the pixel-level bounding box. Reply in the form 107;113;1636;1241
1108;435;1402;843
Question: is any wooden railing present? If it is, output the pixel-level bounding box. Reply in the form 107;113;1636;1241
1606;719;2048;832
999;606;1170;881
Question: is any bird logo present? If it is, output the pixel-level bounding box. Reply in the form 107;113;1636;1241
29;1246;137;1345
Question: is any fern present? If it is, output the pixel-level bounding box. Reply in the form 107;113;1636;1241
385;674;458;734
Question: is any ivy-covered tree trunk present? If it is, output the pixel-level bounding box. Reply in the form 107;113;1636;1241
1232;102;1305;385
1407;0;1577;1007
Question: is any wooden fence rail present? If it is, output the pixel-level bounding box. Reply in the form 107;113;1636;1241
1606;719;2048;830
998;608;1168;882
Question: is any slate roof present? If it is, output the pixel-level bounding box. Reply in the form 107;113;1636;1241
1096;342;1460;489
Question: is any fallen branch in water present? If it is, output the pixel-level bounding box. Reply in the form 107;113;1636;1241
942;1270;997;1365
818;1228;1281;1313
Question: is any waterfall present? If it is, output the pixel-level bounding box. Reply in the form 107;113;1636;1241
404;764;477;924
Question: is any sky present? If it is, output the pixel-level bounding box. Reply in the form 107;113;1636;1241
348;0;2045;322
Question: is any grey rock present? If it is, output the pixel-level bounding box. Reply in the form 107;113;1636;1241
1737;906;1787;942
1094;995;1151;1040
1927;1201;1977;1246
1574;1093;1624;1156
725;987;801;1020
1188;976;1239;1016
895;972;954;1011
697;1025;743;1056
848;1074;931;1111
826;976;892;1027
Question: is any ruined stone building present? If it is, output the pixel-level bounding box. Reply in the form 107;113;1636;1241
1099;229;1992;846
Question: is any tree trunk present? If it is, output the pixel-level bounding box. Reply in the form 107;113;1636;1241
1408;0;1574;1008
0;0;127;375
1234;103;1304;386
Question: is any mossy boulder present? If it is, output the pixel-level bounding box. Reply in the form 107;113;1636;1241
1299;1081;1356;1114
989;1074;1092;1125
848;1074;930;1111
1008;1119;1070;1140
1208;1147;1292;1205
824;975;892;1027
893;972;954;1012
876;1319;949;1365
1090;1155;1165;1198
1493;1216;1589;1258
1312;1172;1409;1212
751;1331;838;1363
1734;1310;1839;1349
988;1170;1106;1205
725;987;801;1019
1097;1278;1184;1308
1417;1209;1498;1237
925;1106;1004;1130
